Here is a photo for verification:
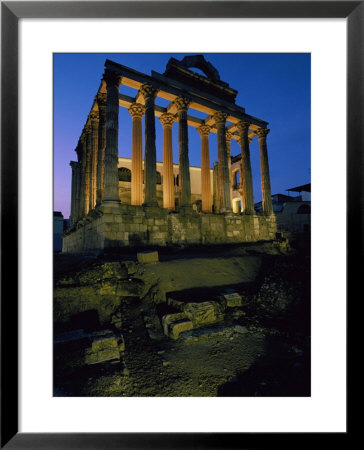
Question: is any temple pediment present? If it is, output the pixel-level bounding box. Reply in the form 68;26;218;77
162;55;238;104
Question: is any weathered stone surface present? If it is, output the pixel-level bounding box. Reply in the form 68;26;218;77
85;347;120;365
63;206;277;252
169;319;193;340
183;301;223;326
92;335;118;352
85;330;121;364
222;292;243;308
137;251;159;264
162;312;186;336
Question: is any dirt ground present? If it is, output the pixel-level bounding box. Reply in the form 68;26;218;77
54;241;310;397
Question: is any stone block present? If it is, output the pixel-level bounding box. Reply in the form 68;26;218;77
222;292;243;307
183;301;223;326
91;334;118;352
169;319;193;340
155;219;166;226
137;250;159;264
162;312;187;336
85;347;120;365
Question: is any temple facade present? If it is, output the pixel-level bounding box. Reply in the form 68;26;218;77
63;55;276;252
117;157;213;212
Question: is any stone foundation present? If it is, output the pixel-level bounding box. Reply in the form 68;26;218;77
63;203;277;252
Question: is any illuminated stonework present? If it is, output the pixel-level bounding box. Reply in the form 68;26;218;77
64;55;276;252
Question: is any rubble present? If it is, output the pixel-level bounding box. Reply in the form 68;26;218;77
85;330;125;365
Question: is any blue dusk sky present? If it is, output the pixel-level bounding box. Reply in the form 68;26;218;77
54;53;310;218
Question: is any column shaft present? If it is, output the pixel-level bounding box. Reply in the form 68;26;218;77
226;132;233;210
175;97;191;209
159;113;175;210
140;84;158;207
213;162;219;212
197;125;212;213
90;111;99;210
78;139;86;218
237;121;255;214
84;126;92;215
214;112;231;213
257;128;273;215
129;103;145;205
96;92;106;206
103;70;121;203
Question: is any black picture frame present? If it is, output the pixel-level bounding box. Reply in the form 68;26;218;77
1;1;358;448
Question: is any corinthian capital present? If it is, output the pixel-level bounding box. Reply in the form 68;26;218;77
174;96;190;112
236;120;250;133
139;84;158;101
128;103;145;119
89;110;99;124
256;128;270;139
197;124;211;137
213;111;228;127
159;112;175;127
225;131;233;143
103;69;121;87
83;124;91;135
96;92;107;108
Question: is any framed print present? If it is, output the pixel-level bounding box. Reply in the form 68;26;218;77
1;1;359;448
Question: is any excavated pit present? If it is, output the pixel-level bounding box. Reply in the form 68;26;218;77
53;241;310;397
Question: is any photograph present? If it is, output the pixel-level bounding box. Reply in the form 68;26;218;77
53;52;311;397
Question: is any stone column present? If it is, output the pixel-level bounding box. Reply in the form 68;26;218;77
225;131;233;211
256;128;273;215
237;120;255;214
197;124;212;213
102;70;121;204
96;92;106;206
74;161;81;223
175;96;192;210
213;162;218;212
70;161;77;226
75;143;84;219
140;84;158;207
213;112;231;213
159;113;175;210
84;125;92;215
128;103;145;206
90;110;99;210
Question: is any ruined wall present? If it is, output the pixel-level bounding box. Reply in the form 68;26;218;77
63;204;277;252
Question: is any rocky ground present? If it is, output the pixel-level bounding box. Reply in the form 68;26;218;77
54;240;310;397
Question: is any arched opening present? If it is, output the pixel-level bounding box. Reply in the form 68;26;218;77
233;170;240;189
118;167;131;182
